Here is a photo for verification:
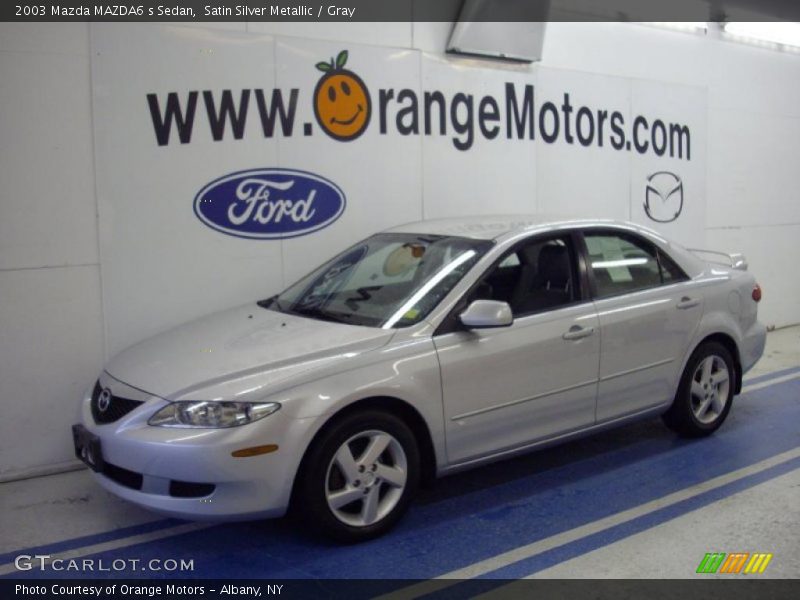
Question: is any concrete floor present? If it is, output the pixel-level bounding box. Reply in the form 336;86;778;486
1;326;798;582
744;325;800;379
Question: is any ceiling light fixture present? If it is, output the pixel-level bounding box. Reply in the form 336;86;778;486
724;22;800;48
647;22;709;32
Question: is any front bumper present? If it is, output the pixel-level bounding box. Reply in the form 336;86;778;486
75;372;313;521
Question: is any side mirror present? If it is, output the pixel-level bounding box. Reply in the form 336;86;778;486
459;300;514;329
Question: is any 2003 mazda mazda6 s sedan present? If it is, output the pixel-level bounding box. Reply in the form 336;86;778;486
73;216;766;541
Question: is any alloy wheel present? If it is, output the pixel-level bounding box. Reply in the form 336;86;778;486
324;430;408;527
690;354;731;424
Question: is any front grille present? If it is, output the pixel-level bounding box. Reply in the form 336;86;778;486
103;462;143;490
169;480;216;498
91;380;144;424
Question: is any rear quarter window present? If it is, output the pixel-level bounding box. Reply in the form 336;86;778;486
585;231;685;298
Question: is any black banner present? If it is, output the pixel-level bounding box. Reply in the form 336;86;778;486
4;0;800;23
3;579;800;600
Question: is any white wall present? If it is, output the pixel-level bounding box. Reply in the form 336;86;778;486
0;23;106;478
1;21;798;479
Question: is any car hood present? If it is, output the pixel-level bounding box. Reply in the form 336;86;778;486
104;304;395;401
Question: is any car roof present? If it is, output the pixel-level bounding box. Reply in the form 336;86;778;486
385;215;656;241
385;215;706;278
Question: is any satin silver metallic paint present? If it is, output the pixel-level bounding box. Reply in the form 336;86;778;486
75;216;766;520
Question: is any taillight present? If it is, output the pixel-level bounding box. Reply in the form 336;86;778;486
752;284;762;302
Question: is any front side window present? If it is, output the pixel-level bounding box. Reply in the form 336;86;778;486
584;231;683;298
471;235;579;317
267;233;491;328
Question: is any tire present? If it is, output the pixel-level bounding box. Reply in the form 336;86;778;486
294;410;420;543
662;341;736;438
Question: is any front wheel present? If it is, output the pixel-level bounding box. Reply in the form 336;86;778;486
663;341;735;438
294;410;420;542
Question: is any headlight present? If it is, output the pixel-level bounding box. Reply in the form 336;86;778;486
148;401;280;428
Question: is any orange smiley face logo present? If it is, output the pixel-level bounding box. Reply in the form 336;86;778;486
313;50;371;141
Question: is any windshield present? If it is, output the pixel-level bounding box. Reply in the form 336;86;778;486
265;233;491;328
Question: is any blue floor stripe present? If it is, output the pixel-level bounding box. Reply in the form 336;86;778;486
0;519;185;566
743;365;800;386
4;375;799;581
423;456;800;598
479;456;800;581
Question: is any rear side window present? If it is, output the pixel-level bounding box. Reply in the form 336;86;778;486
584;232;684;299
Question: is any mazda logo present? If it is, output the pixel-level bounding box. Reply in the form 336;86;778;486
97;388;112;413
645;171;683;223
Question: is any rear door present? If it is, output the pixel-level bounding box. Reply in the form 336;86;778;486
581;229;704;422
434;232;600;464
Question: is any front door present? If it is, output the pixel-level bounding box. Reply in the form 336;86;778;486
434;233;600;465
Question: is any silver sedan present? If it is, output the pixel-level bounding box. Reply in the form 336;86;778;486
72;217;766;541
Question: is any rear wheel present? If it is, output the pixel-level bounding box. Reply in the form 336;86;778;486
295;410;419;542
663;341;735;437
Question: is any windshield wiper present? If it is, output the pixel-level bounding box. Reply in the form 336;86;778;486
290;305;350;324
258;295;351;324
257;295;285;312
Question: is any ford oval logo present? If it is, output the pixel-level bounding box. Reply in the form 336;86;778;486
194;168;346;239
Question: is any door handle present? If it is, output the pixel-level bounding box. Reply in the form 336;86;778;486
563;325;595;341
677;297;700;310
